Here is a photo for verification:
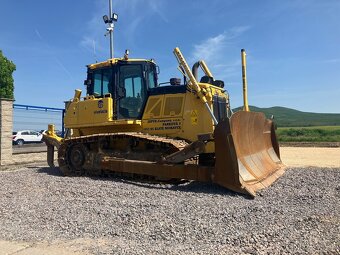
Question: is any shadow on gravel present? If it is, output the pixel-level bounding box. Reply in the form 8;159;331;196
116;178;252;198
36;167;63;176
35;166;251;198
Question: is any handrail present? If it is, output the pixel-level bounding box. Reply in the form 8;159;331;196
173;47;218;125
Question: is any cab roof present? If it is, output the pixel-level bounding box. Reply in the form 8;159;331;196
87;58;156;70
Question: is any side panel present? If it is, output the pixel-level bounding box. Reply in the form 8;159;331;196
64;97;113;127
142;91;215;151
142;94;184;135
181;93;214;141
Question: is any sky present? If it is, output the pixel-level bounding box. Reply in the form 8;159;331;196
0;0;339;113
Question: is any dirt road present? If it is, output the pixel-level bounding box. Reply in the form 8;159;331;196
8;146;340;168
280;147;340;167
12;143;46;154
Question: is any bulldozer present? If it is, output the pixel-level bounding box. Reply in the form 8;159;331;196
43;7;284;197
43;46;285;197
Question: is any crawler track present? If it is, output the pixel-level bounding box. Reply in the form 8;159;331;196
58;132;189;180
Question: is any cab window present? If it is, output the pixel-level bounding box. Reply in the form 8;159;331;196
102;71;111;95
147;69;157;89
92;68;113;96
93;73;102;95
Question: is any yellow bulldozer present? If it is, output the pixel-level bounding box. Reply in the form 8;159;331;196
43;45;285;197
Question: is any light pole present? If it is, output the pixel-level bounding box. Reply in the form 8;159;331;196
103;0;118;59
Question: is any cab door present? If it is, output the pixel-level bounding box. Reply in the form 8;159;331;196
118;64;146;119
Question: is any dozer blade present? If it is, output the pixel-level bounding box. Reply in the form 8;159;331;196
213;111;285;197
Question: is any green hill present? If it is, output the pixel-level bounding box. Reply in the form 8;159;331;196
233;106;340;127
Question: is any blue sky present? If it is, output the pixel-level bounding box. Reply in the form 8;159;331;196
1;0;339;113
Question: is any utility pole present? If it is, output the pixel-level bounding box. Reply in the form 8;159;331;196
103;0;118;59
108;0;113;58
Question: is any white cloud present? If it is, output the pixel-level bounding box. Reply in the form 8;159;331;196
34;29;43;41
192;33;227;63
80;0;168;56
79;5;107;57
80;36;95;52
320;58;340;64
80;36;105;57
190;26;250;80
148;1;168;23
35;28;73;80
192;26;250;62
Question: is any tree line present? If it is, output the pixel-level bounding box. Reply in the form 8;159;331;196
0;50;15;99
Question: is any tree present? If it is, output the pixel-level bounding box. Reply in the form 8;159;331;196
0;50;16;99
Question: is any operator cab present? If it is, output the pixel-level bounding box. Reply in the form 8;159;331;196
85;59;158;119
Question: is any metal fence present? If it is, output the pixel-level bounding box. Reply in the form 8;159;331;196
13;104;64;136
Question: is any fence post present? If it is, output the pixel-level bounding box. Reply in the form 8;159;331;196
0;98;14;165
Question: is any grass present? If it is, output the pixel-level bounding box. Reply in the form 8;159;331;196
276;126;340;142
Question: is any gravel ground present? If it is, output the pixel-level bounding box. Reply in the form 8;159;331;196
0;165;339;255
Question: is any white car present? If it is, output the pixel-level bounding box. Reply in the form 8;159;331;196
12;130;43;146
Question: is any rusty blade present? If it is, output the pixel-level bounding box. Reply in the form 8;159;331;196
213;111;285;196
